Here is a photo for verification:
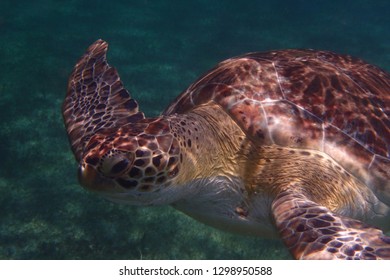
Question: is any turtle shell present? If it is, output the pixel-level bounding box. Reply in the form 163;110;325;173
163;49;390;204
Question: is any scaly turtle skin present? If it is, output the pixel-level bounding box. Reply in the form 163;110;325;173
63;40;390;260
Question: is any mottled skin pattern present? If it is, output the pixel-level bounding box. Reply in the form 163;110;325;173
273;187;390;260
77;118;181;193
63;40;390;259
63;41;145;162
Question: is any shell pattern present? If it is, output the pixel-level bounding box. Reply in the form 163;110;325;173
164;50;390;203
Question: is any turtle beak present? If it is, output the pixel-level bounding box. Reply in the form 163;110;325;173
77;162;123;193
78;163;97;189
78;163;98;190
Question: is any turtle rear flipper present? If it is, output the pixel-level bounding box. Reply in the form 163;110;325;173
272;188;390;260
62;39;145;161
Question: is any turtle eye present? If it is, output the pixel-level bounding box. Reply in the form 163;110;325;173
100;151;133;177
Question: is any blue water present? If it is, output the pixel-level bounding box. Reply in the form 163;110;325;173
0;0;388;259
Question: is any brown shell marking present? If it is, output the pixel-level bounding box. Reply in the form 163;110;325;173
164;49;390;183
62;40;144;161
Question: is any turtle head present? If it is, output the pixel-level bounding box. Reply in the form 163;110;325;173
63;40;183;205
78;118;182;205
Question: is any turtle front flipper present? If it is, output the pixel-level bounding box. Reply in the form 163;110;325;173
272;188;390;260
62;39;145;161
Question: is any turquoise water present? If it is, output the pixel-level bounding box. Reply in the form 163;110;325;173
0;0;389;259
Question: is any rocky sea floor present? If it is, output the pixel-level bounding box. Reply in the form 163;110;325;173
0;0;388;259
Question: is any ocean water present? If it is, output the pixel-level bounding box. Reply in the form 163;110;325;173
0;0;388;259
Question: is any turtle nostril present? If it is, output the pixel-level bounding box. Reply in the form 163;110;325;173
85;156;99;165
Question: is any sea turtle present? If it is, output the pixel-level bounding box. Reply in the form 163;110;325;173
62;39;390;260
